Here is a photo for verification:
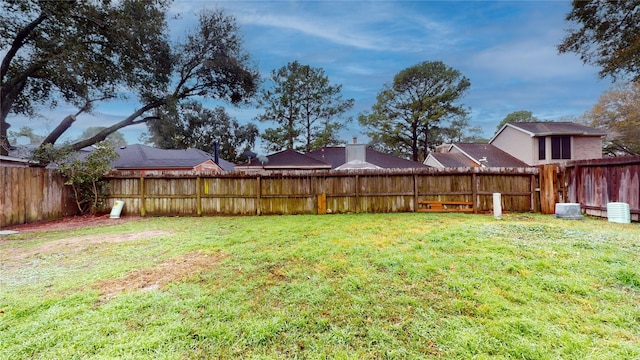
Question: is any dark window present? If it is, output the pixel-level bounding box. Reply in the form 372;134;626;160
551;136;571;159
538;137;546;160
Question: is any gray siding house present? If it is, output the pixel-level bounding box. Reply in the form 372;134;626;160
490;122;605;166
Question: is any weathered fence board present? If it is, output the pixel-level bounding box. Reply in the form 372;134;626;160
539;165;560;214
1;167;77;227
564;156;640;221
104;167;540;217
8;156;638;225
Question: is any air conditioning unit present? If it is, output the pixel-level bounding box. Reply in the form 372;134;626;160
607;202;630;224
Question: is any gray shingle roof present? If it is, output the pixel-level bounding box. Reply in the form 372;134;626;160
306;147;428;169
453;143;529;167
112;144;234;171
429;152;478;168
507;122;606;136
244;149;332;169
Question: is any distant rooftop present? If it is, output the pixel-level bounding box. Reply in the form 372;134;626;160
306;147;427;169
505;122;606;137
428;152;478;168
112;144;235;171
454;143;529;168
243;149;332;170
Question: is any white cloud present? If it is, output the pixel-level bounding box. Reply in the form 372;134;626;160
225;1;455;53
469;39;595;81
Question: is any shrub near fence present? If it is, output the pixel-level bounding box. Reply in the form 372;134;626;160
0;167;78;227
104;167;540;217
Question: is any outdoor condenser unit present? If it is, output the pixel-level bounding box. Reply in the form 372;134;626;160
606;202;631;224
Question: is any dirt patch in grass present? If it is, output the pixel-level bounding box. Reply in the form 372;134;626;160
3;214;142;233
3;230;172;265
94;251;227;303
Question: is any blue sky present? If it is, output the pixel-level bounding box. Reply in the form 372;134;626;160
10;0;614;151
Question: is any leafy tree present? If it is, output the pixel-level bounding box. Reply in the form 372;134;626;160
358;61;470;161
67;9;258;153
558;1;640;81
1;0;171;155
257;61;354;152
38;143;118;214
143;102;259;163
8;126;43;144
1;3;258;158
78;127;126;148
441;117;487;143
495;110;539;132
579;81;640;156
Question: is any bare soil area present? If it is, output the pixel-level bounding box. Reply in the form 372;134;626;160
2;230;172;265
3;214;142;233
94;251;227;303
2;216;226;304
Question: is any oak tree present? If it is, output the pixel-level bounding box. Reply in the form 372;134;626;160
558;0;640;81
579;81;640;156
1;2;258;158
0;0;171;155
78;127;127;149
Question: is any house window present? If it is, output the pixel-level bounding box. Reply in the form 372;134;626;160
538;137;546;160
551;136;571;159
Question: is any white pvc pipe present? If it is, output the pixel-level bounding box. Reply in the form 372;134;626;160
493;193;502;220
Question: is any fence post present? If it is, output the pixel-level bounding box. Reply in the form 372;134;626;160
355;174;359;213
530;174;536;212
196;176;202;216
413;174;418;212
539;164;558;214
472;171;478;214
140;176;146;217
317;193;327;214
256;176;261;216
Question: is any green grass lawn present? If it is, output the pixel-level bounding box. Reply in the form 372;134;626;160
1;213;639;359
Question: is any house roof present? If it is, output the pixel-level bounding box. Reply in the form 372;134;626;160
306;147;428;169
491;122;606;142
0;155;31;167
427;152;479;168
243;149;332;169
8;144;39;159
335;160;382;170
112;144;235;171
452;143;529;168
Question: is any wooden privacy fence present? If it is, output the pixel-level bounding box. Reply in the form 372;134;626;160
563;156;640;221
104;167;540;217
0;167;78;227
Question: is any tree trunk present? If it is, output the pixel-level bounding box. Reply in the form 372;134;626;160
41;115;76;146
0;132;9;156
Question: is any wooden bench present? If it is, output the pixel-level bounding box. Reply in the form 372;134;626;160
418;200;474;213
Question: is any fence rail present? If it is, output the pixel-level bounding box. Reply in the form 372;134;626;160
104;167;540;217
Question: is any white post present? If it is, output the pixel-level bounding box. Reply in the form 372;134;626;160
493;193;502;220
